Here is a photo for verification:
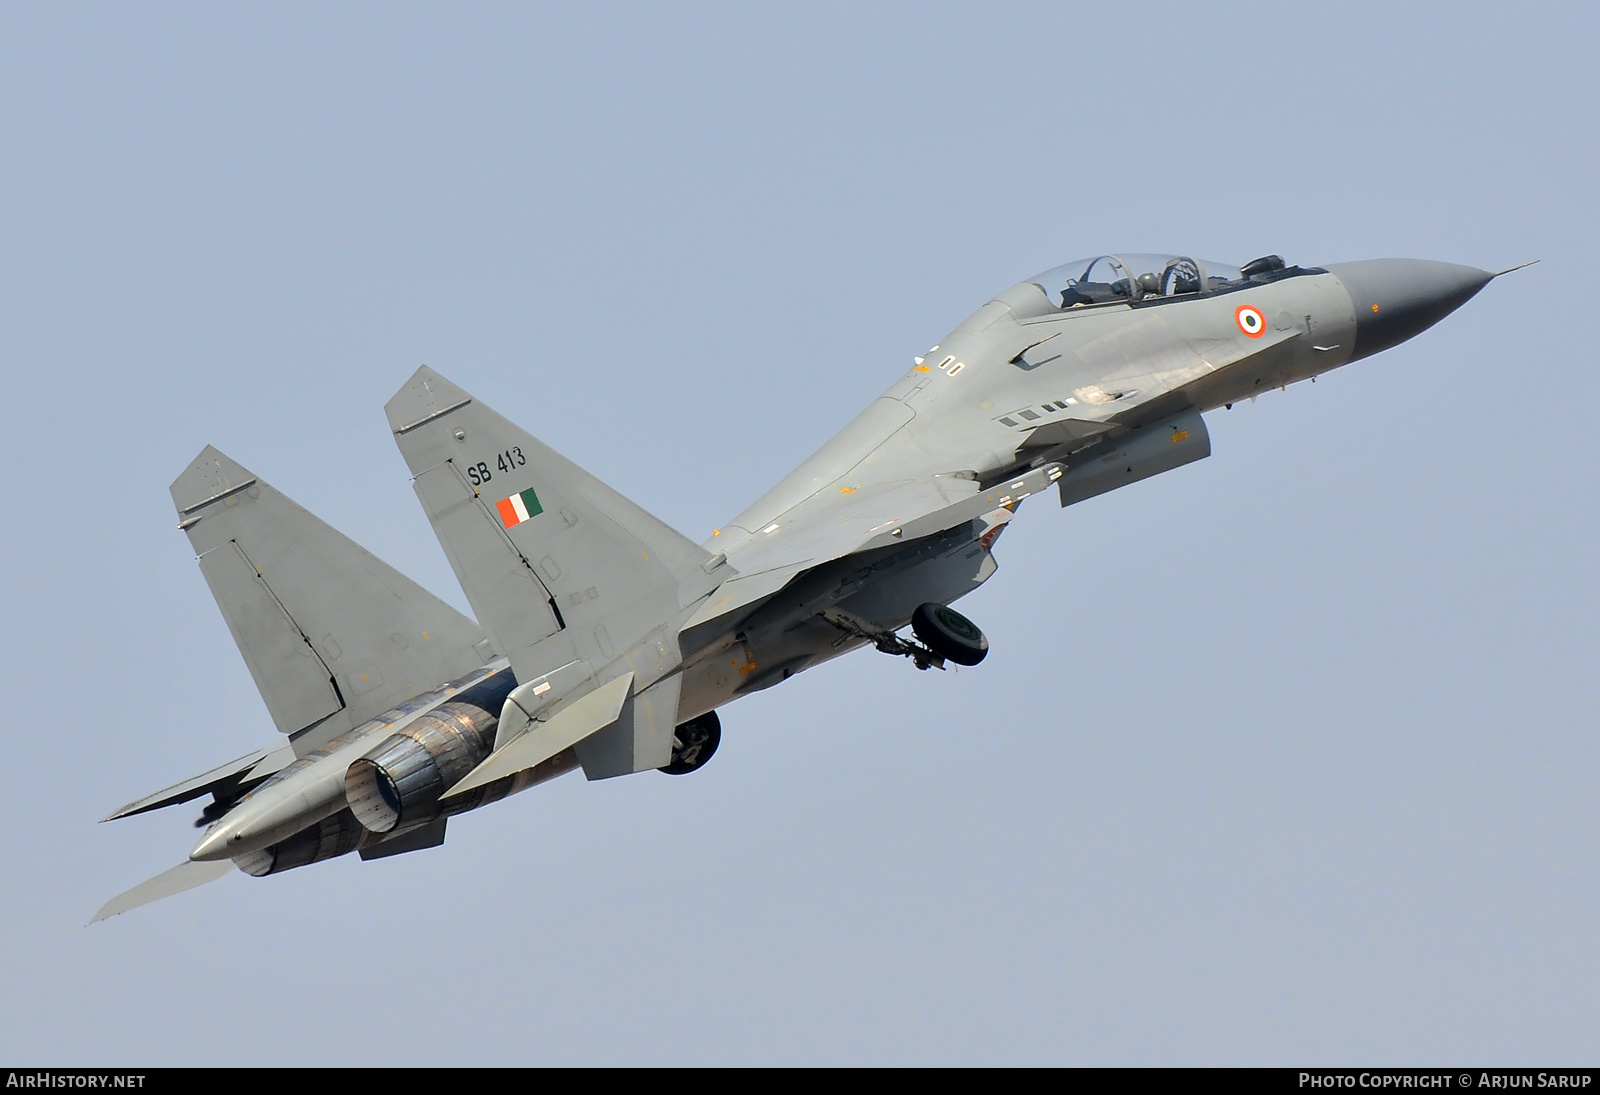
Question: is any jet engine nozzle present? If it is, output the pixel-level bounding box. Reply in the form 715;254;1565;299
1326;259;1494;362
346;701;501;833
346;699;581;833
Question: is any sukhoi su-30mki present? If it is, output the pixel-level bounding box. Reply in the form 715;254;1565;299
94;252;1518;920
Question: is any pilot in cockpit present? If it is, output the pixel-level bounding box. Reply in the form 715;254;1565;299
1039;254;1251;312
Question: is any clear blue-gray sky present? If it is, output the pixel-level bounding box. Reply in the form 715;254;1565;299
2;2;1594;1065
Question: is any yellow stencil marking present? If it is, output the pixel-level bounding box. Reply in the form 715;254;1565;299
1171;430;1190;443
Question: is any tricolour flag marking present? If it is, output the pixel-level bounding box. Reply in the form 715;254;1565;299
495;487;543;528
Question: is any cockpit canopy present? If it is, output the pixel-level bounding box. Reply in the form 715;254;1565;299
1009;253;1292;318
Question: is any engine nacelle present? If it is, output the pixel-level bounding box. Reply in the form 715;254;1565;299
345;700;584;833
344;700;501;832
233;809;367;877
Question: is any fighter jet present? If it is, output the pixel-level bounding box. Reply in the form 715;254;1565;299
94;252;1518;920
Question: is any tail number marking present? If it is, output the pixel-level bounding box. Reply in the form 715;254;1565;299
465;447;527;486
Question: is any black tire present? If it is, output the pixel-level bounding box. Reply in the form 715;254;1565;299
910;603;989;666
659;710;721;775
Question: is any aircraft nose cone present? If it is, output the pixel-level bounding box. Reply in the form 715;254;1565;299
1326;259;1494;362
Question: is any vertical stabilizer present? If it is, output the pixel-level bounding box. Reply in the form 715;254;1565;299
172;447;491;751
385;367;731;775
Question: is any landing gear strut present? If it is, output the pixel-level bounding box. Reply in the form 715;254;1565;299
822;605;989;671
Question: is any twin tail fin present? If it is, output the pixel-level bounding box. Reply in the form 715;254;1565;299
384;367;730;777
172;446;491;753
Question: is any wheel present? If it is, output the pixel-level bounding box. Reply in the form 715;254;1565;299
659;711;721;775
910;603;989;666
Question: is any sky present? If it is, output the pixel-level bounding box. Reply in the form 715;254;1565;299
1;1;1595;1066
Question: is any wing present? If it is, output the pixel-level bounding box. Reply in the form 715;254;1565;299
679;463;1063;653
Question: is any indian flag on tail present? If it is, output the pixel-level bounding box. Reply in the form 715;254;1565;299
494;487;543;527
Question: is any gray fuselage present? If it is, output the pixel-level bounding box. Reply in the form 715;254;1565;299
676;257;1493;718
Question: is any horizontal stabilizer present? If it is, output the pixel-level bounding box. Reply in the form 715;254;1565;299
385;367;729;685
173;446;491;751
102;743;292;822
90;859;233;924
443;672;633;799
